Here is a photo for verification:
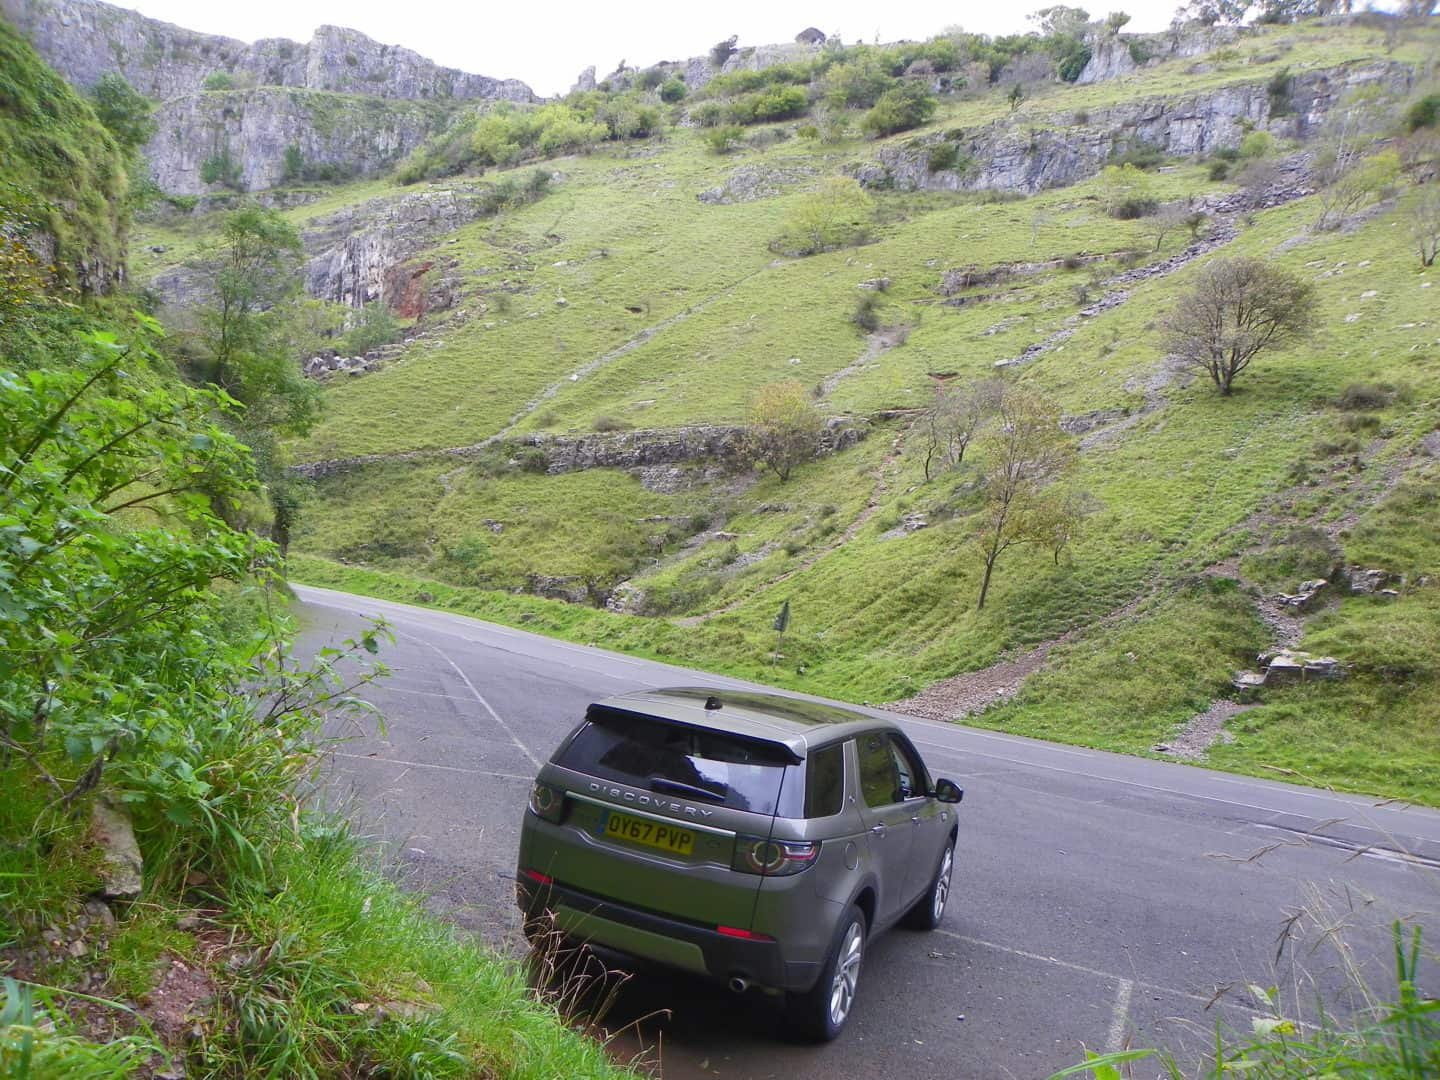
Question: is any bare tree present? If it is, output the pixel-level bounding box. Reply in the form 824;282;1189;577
1164;257;1317;395
746;380;825;481
1142;202;1189;252
1410;185;1440;267
972;386;1080;609
918;378;1004;481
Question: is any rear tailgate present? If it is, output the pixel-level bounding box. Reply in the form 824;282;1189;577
529;709;799;929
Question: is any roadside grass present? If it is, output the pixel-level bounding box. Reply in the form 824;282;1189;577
976;578;1267;750
201;825;632;1079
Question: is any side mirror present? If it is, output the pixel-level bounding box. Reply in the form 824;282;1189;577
934;778;964;804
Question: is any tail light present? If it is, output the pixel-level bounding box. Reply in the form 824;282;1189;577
528;782;564;823
731;836;820;877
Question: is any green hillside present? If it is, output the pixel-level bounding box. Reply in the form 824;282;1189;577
135;16;1440;805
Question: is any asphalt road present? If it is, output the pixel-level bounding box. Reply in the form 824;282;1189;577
295;584;1440;1080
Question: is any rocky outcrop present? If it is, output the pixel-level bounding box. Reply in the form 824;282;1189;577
697;164;818;204
1234;648;1345;695
148;88;448;195
2;0;534;103
293;420;869;481
301;184;502;309
1076;26;1241;84
857;60;1412;195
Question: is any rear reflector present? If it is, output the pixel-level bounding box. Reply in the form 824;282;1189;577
520;868;554;885
716;925;775;942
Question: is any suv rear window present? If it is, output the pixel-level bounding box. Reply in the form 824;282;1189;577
556;711;801;817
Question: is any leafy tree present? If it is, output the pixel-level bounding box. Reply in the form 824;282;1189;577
88;74;155;156
1105;11;1133;33
822;55;897;110
773;177;874;256
1173;0;1249;26
1029;6;1092;36
971;385;1079;609
660;78;687;103
181;206;319;544
746;380;825;481
918;378;1004;481
1163;257;1317;395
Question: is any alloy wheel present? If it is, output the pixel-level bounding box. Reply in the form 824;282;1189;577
827;920;864;1028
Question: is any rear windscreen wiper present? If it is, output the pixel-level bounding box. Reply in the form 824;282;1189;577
648;775;725;802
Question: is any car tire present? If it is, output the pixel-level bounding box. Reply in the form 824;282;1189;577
902;838;954;931
785;903;867;1042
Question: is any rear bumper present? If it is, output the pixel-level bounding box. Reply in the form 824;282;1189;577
517;874;822;992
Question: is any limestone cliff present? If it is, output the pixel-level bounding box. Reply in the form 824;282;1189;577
0;0;534;102
148;88;449;194
1;0;535;196
857;60;1413;195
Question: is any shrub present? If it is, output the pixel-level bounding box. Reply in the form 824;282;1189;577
591;414;630;432
1208;160;1232;181
927;142;960;172
772;177;874;256
852;292;882;331
1405;93;1440;132
660;78;687;103
862;82;937;137
702;124;744;154
200;148;243;189
1336;382;1399;411
1108;141;1164;170
1111;197;1159;219
202;71;235;91
517;448;550;473
342;301;402;355
1266;67;1294;117
282;143;304;182
1239;130;1275;159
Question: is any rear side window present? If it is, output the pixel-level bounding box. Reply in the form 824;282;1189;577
556;712;800;816
804;743;845;818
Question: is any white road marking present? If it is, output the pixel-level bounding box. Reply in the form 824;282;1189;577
395;630;541;769
332;751;532;782
937;929;1247;1012
1106;978;1135;1052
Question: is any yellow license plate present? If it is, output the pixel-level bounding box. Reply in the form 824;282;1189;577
602;811;695;855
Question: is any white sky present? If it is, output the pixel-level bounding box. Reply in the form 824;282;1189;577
114;1;1192;97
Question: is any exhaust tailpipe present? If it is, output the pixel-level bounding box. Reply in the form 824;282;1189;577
728;976;750;994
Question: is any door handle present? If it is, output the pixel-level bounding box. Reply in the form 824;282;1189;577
870;824;886;835
910;815;920;824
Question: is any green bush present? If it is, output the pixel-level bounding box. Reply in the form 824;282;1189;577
202;71;235;91
702;124;744;154
725;84;809;124
342;301;403;355
927;142;960;172
1239;130;1275;159
660;78;687;103
862;82;937;137
1405;93;1440;132
200;147;244;189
